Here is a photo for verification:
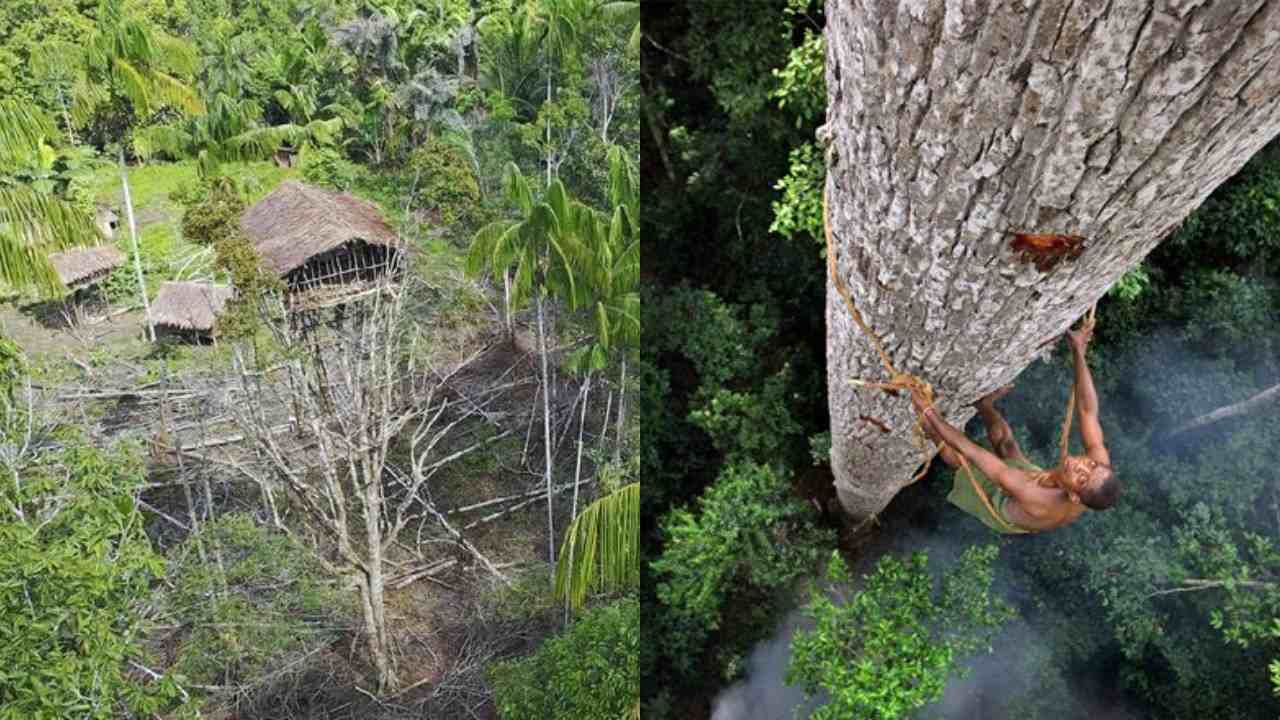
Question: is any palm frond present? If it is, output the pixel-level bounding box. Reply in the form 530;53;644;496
465;219;515;278
69;77;110;128
502;162;534;215
148;70;205;115
225;124;301;160
110;56;152;114
554;482;640;611
153;31;199;77
132;123;192;162
600;1;640;26
545;179;572;231
0;102;58;168
0;187;100;295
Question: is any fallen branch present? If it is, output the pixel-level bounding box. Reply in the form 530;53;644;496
135;497;190;531
1167;382;1280;438
459;478;597;532
1146;577;1276;599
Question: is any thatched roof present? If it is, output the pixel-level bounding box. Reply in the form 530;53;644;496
150;281;234;332
241;181;399;276
48;245;125;289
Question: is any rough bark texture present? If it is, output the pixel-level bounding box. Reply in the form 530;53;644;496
824;0;1280;520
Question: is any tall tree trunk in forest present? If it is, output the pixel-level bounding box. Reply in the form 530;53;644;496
823;1;1280;521
120;150;154;342
539;292;556;570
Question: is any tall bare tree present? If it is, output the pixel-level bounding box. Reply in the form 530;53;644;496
226;274;507;693
823;1;1280;521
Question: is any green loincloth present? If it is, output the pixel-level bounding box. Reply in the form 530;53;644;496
947;457;1041;534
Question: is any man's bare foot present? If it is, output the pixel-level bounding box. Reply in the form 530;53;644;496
977;383;1014;407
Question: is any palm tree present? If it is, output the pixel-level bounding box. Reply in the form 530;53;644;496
477;8;545;120
531;0;579;187
559;145;638;619
0;102;101;296
69;0;204;341
467;162;588;572
134;92;344;179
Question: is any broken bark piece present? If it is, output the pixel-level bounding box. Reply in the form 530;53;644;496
1009;232;1087;273
859;415;892;434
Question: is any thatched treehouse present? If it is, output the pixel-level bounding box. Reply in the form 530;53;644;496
240;181;402;311
150;281;234;343
42;245;125;324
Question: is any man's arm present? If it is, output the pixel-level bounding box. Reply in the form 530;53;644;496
1068;326;1111;466
914;399;1036;504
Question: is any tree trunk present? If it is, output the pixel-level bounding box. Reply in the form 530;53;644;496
547;71;554;186
824;0;1280;521
358;570;394;693
120;150;154;341
538;293;556;571
363;471;395;693
503;269;514;339
564;372;591;624
614;356;627;463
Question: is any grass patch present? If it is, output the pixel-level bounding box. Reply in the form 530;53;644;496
87;160;298;218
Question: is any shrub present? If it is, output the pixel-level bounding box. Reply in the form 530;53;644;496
788;546;1014;720
180;180;246;246
0;438;187;718
489;597;639;720
164;514;349;692
652;461;832;674
299;145;359;191
407;136;480;232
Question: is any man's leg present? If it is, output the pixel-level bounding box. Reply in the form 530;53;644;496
975;385;1028;462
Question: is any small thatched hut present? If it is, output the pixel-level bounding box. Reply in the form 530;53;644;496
48;245;125;292
29;245;126;326
240;181;402;309
150;281;235;342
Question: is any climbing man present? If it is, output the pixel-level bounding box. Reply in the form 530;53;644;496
910;321;1121;533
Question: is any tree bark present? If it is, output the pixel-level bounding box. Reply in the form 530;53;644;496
824;0;1280;521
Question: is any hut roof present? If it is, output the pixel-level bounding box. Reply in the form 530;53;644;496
241;181;400;276
48;245;125;289
150;281;234;332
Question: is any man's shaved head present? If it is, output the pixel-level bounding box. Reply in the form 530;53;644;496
1078;463;1119;510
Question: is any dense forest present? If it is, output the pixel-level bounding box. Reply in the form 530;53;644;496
643;2;1280;719
0;0;638;717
